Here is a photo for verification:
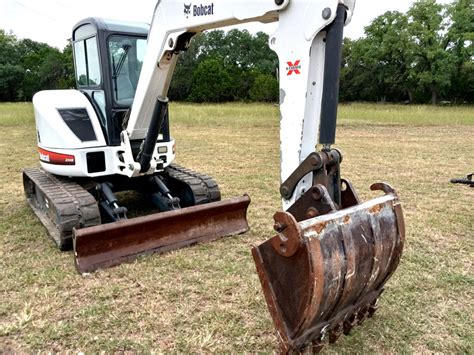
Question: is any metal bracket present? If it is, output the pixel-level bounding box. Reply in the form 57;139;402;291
270;211;302;257
270;183;343;257
340;178;361;208
287;185;337;222
280;149;342;206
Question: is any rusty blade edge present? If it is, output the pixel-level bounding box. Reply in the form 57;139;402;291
294;289;384;350
73;195;250;274
298;193;397;230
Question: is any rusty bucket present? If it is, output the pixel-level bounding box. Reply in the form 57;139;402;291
252;183;405;352
74;195;250;274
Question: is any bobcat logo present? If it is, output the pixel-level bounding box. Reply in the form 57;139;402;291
184;3;192;17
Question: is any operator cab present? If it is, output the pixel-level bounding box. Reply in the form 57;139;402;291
72;18;166;146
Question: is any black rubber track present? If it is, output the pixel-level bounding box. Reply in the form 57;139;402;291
164;164;221;205
23;168;101;250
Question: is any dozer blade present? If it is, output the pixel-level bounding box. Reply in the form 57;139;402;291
252;183;405;353
74;195;250;274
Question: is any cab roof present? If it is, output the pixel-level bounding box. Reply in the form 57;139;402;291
72;17;149;41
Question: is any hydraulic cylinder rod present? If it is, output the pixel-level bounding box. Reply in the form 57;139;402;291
319;4;346;147
139;96;168;172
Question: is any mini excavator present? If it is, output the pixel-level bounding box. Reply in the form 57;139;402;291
24;0;405;351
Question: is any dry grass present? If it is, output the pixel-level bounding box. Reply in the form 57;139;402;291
0;102;473;352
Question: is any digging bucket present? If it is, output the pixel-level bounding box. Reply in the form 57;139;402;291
252;183;405;352
74;195;250;274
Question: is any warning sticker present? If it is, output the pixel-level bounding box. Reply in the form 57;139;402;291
286;60;301;75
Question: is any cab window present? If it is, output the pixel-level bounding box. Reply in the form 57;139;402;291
74;37;101;87
108;35;147;106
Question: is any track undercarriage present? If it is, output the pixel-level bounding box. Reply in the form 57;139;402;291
23;164;250;272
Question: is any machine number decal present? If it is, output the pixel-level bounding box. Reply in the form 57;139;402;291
286;60;301;75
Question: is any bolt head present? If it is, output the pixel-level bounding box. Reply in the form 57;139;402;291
306;207;319;219
274;222;287;233
275;0;284;5
322;7;332;19
280;186;290;199
310;155;321;166
312;186;323;200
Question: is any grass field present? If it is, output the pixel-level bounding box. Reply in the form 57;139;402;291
0;102;473;352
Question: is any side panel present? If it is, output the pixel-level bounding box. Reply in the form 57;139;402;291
33;90;107;149
33;89;175;178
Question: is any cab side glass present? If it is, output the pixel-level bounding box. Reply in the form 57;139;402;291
86;37;101;86
74;41;88;86
92;91;107;125
73;37;101;87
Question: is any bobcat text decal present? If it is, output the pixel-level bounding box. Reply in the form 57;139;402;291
184;2;215;18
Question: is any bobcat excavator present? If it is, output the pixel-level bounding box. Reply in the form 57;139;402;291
23;0;405;352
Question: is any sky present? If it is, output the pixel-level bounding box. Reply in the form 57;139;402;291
1;0;452;50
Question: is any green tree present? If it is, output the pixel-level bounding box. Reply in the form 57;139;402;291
189;57;233;102
169;29;278;102
445;0;474;102
0;30;20;65
0;30;24;101
60;42;76;89
249;73;279;102
38;50;65;89
364;11;413;102
407;0;455;105
0;63;24;101
18;39;70;99
340;38;381;101
0;30;75;101
169;33;206;100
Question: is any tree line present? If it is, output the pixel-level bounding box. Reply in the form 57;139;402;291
0;33;75;102
0;0;471;104
341;0;472;104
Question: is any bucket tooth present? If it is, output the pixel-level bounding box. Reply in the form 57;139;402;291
74;195;250;274
252;183;405;352
329;322;343;344
343;313;358;335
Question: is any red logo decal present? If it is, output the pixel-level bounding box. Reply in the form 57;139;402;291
286;60;301;75
38;148;75;165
